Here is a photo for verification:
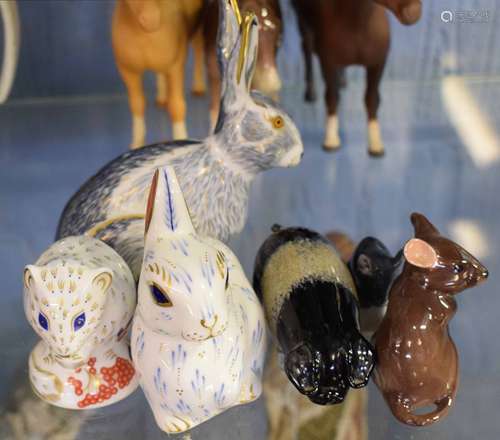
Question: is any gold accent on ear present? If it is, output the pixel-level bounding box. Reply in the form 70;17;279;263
229;0;242;25
237;12;256;84
24;268;33;289
93;271;113;293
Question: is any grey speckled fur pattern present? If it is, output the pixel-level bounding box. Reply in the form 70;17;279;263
56;0;303;279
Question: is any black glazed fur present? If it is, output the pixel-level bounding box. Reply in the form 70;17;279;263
349;237;403;308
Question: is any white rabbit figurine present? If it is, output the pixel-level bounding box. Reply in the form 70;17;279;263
56;0;303;279
131;166;266;434
23;236;138;409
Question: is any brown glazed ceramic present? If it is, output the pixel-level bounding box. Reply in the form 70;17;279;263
373;213;488;426
325;231;356;263
291;0;421;155
203;0;283;128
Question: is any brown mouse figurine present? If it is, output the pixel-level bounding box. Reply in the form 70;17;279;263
373;213;488;426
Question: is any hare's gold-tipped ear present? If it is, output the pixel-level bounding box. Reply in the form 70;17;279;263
217;0;242;76
237;12;258;89
404;238;437;269
219;0;259;98
228;0;242;25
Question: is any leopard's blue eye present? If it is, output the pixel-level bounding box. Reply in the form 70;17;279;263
149;283;172;307
73;312;86;331
38;312;49;331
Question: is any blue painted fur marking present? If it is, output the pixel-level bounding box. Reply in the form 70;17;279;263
164;169;177;231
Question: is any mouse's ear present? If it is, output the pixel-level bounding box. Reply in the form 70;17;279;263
410;212;439;238
404;238;437;269
356;254;373;276
23;265;37;289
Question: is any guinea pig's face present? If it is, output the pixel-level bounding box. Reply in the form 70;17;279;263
284;335;374;405
284;344;354;405
23;264;112;365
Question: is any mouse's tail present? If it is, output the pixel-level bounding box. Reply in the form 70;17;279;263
387;393;453;426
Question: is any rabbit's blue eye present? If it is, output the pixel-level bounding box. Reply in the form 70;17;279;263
150;283;173;307
73;312;86;331
38;312;49;331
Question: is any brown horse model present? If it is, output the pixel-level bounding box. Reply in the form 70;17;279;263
292;0;421;155
203;0;282;129
112;0;205;148
374;213;488;426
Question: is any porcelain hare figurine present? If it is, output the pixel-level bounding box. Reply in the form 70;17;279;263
112;0;205;148
57;0;303;280
23;236;138;409
374;213;488;426
131;166;266;434
253;225;374;405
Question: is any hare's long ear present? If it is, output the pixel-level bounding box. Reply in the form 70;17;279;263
217;0;242;77
144;166;195;241
410;212;439;238
219;8;259;108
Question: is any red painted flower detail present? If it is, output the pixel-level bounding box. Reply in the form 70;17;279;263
68;357;135;408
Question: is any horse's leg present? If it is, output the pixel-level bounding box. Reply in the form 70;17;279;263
156;73;167;107
119;66;146;149
319;56;341;151
365;62;386;156
165;55;188;140
297;15;316;102
191;26;206;96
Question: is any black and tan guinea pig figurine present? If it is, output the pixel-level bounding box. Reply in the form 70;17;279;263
253;225;375;405
348;237;403;338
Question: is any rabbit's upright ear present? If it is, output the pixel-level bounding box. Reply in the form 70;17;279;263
219;8;259;107
144;166;195;241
